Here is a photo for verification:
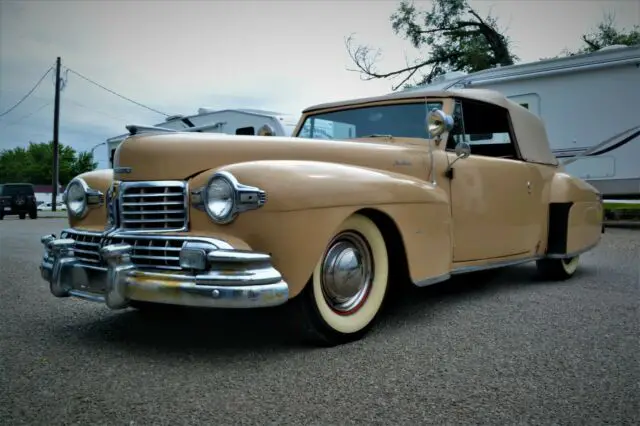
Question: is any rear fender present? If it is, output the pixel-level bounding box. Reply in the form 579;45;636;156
547;172;603;256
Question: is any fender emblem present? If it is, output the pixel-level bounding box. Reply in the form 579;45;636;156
114;167;132;174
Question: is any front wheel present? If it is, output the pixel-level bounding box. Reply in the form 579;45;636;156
290;214;390;346
536;256;580;280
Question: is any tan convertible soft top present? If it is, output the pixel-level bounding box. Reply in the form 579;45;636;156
303;88;559;166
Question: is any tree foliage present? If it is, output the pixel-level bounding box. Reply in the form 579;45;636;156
563;13;640;56
346;0;518;90
0;141;97;185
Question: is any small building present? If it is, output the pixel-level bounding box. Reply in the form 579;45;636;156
105;108;300;167
33;184;65;205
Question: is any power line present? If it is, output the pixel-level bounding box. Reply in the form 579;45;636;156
0;101;52;129
65;67;171;117
0;67;53;118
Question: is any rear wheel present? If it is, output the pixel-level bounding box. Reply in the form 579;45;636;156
19;213;26;220
290;214;390;346
536;256;580;280
29;210;37;219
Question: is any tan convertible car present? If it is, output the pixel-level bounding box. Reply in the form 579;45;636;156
40;88;604;346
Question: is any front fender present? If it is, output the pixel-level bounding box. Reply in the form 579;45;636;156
195;159;449;212
67;168;113;231
187;160;452;297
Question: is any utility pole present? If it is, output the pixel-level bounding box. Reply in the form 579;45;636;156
51;57;61;211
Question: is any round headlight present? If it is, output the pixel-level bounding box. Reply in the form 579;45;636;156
66;180;87;217
204;176;235;223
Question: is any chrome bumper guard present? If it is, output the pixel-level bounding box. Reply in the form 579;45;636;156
39;232;289;309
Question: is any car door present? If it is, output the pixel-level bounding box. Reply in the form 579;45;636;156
446;98;540;262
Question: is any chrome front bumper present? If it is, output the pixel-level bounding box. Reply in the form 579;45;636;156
39;231;289;309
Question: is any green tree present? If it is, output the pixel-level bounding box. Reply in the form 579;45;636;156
345;0;518;90
564;13;639;56
0;141;97;185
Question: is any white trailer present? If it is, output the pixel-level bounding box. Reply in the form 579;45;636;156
406;45;640;202
106;108;300;167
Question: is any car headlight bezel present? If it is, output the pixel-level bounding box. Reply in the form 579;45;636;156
63;177;105;219
195;170;267;225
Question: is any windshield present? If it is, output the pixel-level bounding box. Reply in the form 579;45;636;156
296;101;444;140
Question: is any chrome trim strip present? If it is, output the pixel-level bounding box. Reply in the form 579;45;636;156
413;273;451;287
451;255;541;275
545;240;601;259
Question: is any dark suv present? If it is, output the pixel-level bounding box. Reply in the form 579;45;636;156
0;183;38;220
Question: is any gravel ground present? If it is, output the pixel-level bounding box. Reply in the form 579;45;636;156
0;218;638;425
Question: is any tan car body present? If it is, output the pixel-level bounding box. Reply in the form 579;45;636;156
69;88;603;300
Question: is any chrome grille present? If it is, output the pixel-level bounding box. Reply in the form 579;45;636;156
104;235;184;270
119;181;188;231
61;230;102;264
62;230;206;271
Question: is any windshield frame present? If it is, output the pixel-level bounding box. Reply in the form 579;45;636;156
294;99;445;141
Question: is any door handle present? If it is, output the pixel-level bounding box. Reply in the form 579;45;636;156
527;181;532;194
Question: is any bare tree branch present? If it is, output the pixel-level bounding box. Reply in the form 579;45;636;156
344;0;518;91
345;34;437;88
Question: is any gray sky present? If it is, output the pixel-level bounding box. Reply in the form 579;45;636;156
1;0;639;167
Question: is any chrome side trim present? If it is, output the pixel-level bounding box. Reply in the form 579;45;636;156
413;273;451;287
451;255;541;275
545;240;600;259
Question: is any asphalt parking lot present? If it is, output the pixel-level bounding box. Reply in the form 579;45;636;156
1;218;638;425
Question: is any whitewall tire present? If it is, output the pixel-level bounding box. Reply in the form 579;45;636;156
536;256;580;280
291;213;390;346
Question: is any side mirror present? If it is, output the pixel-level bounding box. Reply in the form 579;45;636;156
445;141;471;179
426;109;454;138
454;141;471;159
258;124;276;136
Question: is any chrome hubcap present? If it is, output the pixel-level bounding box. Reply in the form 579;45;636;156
320;231;373;314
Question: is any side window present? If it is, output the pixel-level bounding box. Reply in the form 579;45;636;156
236;126;255;135
447;99;519;159
519;103;529;110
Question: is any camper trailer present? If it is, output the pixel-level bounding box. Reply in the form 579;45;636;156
106;108;299;167
406;45;640;204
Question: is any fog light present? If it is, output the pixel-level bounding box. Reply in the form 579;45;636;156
179;248;207;271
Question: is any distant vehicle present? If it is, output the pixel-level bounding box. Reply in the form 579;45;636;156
406;44;640;205
105;108;300;167
41;87;603;346
37;202;67;211
0;183;38;220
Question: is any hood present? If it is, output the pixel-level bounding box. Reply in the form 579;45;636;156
113;133;423;181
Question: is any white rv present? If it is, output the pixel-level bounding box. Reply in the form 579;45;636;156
106;108;300;167
406;45;640;203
